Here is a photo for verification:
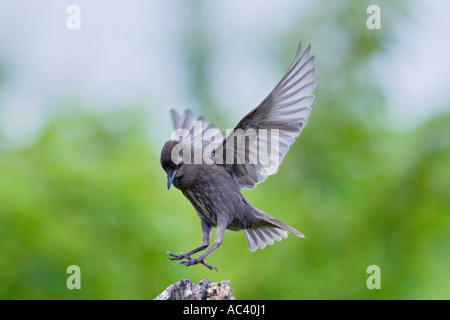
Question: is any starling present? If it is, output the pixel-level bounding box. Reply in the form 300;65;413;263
160;42;316;272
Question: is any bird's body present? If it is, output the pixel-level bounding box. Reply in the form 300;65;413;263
174;161;294;232
160;42;316;271
176;163;249;231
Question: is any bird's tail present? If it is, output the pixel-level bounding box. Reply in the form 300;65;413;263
242;212;304;252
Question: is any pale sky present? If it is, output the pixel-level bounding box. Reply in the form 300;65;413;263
0;1;448;147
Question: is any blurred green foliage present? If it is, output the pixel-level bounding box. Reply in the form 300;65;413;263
0;1;449;299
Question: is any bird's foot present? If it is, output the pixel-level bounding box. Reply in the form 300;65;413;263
176;258;219;273
167;251;192;261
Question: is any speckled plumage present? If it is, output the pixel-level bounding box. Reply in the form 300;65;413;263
160;42;316;271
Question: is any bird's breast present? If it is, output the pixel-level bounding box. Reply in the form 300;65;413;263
175;164;242;228
181;187;219;227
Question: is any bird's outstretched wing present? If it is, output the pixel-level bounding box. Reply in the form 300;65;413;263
214;41;316;189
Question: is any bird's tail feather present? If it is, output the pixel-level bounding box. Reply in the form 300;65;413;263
242;214;304;252
243;227;287;252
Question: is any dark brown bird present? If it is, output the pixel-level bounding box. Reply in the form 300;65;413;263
160;42;316;272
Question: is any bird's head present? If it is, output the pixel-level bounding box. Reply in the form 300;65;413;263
160;140;184;190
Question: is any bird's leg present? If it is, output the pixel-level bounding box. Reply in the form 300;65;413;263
177;242;221;272
176;219;226;273
167;220;211;261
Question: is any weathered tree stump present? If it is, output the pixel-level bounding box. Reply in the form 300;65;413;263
154;278;235;300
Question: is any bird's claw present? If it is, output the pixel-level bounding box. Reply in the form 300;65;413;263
176;258;219;273
167;251;192;261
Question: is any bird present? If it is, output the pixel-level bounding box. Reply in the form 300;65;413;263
160;41;316;272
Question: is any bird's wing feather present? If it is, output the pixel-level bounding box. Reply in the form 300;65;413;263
214;42;316;189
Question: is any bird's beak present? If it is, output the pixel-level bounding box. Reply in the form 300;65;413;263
167;166;180;190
